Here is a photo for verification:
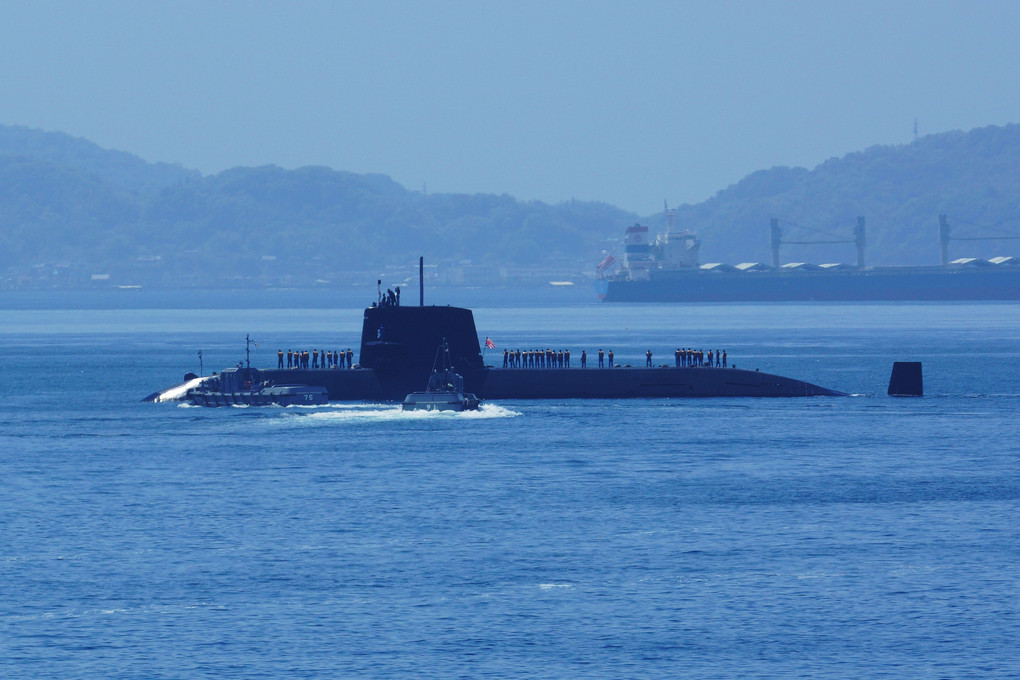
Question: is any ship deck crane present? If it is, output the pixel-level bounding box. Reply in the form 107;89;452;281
770;217;866;268
938;214;1020;265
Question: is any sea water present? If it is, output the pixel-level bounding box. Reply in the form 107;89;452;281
1;292;1019;678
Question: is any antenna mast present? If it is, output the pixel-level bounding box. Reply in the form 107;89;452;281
664;200;675;231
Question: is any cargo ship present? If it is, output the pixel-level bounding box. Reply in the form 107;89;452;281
595;215;1020;302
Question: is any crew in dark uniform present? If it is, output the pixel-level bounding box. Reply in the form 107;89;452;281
287;350;293;368
503;349;509;367
608;350;614;367
707;350;713;367
346;348;353;368
598;349;604;367
675;348;681;367
646;350;653;367
716;350;721;367
722;350;727;367
580;350;586;367
565;349;570;367
278;350;284;368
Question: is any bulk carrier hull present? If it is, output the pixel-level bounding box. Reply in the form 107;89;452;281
596;265;1020;302
598;216;1020;302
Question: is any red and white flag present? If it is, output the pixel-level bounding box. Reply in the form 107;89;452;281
485;337;495;349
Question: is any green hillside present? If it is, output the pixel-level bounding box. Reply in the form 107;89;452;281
2;122;1019;288
668;124;1020;266
0;126;633;288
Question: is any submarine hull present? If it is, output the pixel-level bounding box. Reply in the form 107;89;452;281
255;365;843;400
147;302;845;402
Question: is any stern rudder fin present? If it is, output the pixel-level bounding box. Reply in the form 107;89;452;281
888;362;923;396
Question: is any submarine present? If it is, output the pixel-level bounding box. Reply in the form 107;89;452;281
146;260;845;403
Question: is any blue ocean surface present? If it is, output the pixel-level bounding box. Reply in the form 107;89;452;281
1;293;1019;678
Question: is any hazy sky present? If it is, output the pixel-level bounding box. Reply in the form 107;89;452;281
2;1;1018;212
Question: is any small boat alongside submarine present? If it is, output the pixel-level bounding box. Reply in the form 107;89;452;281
151;334;329;407
184;366;328;407
402;341;481;412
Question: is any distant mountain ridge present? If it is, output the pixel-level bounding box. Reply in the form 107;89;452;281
0;124;199;196
0;124;635;287
669;124;1020;266
1;122;1018;288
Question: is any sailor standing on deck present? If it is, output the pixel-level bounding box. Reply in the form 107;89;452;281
646;350;653;367
608;350;614;367
580;350;586;367
598;349;604;367
278;350;284;368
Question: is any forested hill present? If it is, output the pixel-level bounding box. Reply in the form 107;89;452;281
2;122;1020;289
0;125;634;288
668;124;1020;267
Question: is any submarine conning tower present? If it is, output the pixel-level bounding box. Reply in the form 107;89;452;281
359;304;484;375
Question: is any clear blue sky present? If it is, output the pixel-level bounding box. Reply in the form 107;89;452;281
2;0;1018;212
